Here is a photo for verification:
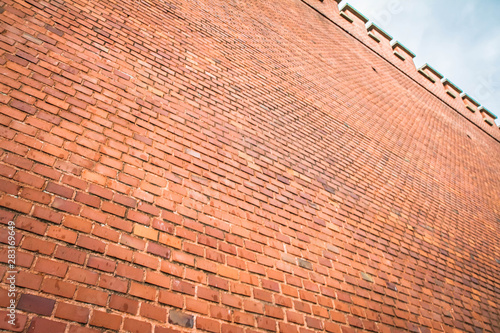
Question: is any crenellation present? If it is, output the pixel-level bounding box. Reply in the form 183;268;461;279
331;3;497;132
462;94;480;113
367;23;393;45
418;63;444;84
339;3;369;26
392;41;416;61
479;106;498;126
443;79;463;99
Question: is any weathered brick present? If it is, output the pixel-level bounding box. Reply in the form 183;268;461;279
168;310;194;328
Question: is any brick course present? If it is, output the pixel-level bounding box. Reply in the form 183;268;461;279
0;0;499;332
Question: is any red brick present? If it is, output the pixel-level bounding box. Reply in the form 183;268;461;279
99;274;128;293
51;197;81;214
186;297;209;315
0;179;20;195
87;255;116;272
133;253;160;269
14;171;45;188
147;241;171;259
116;263;143;281
155;326;183;333
208;275;229;290
102;200;126;217
159;290;184;308
287;310;305;325
92;224;120;241
222;293;242;309
76;235;105;253
0;164;16;178
90;310;122;330
75;287;108;306
15;271;43;290
258;316;277;331
124;318;152;333
172;279;195;296
0;310;28;332
67;325;101;333
47;225;78;244
0;209;15;224
41;277;77;298
46;181;75;198
197;317;221;333
20;187;52;204
75;192;101;207
4;154;33;170
0;248;33;267
34;257;68;277
0;195;32;213
279;322;299;333
140;302;167;322
210;305;231;321
145;270;171;289
306;316;324;330
27;317;66;333
129;282;157;300
32;164;60;180
221;324;244;333
32;206;63;224
54;246;86;264
109;294;139;314
21;236;55;254
121;233;146;250
55;302;90;323
15;215;47;235
233;311;255;326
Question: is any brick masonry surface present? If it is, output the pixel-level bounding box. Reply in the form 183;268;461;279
0;0;499;332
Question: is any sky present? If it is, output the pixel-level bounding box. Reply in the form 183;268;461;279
338;0;500;125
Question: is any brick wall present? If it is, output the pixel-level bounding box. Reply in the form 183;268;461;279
1;0;499;332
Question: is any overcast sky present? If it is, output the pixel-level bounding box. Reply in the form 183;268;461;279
338;0;500;125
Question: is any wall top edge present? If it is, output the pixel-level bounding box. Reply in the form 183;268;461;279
367;22;393;41
443;78;463;94
419;63;444;79
340;3;369;23
479;106;497;119
392;41;416;58
462;93;481;107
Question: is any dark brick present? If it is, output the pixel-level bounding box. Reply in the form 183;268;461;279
17;294;55;315
297;258;312;270
168;310;194;328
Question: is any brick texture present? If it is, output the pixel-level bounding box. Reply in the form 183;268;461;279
0;0;499;332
